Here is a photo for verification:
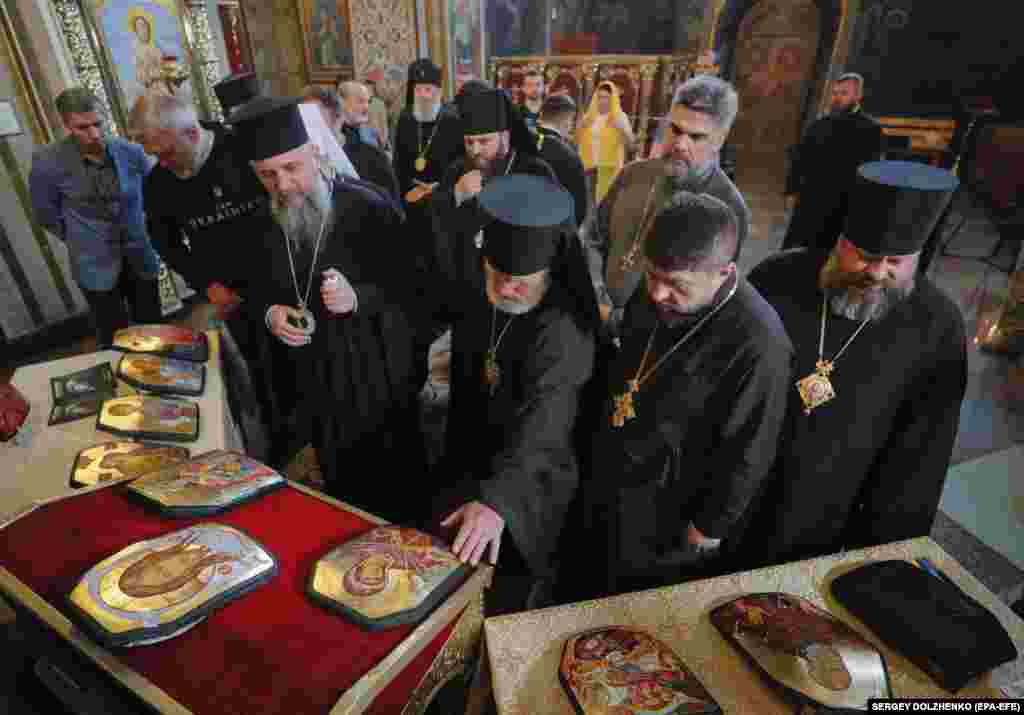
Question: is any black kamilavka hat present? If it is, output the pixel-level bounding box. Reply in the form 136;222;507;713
844;160;959;256
479;174;573;276
213;72;260;116
459;88;539;155
405;59;443;108
225;96;309;162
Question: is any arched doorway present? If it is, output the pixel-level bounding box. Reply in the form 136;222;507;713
713;0;847;192
728;0;820;187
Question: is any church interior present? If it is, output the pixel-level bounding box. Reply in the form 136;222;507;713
1;0;1023;713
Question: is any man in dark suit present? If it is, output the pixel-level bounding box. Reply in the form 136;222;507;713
782;72;884;254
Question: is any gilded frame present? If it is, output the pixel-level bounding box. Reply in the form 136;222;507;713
297;0;355;85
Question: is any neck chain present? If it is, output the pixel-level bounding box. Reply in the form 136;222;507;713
611;275;739;427
281;196;331;337
415;120;441;173
621;177;661;270
795;293;871;415
483;306;516;395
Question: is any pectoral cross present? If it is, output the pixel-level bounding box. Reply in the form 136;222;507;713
183;235;192;252
483;350;501;395
611;379;639;428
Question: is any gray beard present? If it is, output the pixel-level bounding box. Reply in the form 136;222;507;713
664;158;714;191
829;280;914;321
272;174;334;253
412;100;441;123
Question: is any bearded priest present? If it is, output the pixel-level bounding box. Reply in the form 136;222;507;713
229;96;428;524
434;174;598;616
738;160;967;569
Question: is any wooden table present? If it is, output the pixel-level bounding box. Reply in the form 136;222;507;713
0;330;242;528
481;537;1024;713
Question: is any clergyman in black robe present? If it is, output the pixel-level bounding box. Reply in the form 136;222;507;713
430;87;559;299
432;174;598;616
739;161;966;568
782;73;883;254
569;193;793;600
229;97;427;524
536;93;589;228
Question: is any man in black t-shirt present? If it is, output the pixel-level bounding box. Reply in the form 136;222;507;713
129;91;279;460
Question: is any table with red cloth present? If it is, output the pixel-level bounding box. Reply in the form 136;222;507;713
0;478;492;715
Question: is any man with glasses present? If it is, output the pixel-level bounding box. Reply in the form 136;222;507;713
30;87;162;345
569;193;791;600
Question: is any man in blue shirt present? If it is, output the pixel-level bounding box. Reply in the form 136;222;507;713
30;88;161;345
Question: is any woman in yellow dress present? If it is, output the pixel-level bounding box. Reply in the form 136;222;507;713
577;80;635;204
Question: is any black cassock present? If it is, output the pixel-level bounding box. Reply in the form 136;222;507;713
438;279;596;608
536;126;589;229
739;249;967;567
782;110;883;253
430;152;557;298
247;178;427;524
573;277;792;599
341;125;400;200
393;107;464;350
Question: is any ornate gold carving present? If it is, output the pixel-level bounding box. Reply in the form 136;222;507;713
51;0;121;136
183;1;223;121
544;65;559;83
402;591;486;715
582;63;599;82
639;63;659;82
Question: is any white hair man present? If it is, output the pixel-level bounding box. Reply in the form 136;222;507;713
130;91;266;311
333;80;400;198
130;89;276;459
581;75;751;335
227;96;430;524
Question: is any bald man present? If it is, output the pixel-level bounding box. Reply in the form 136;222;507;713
334;80;400;199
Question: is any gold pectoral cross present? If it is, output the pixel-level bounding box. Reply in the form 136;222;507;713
483;350;501;395
611;379;640;428
620;248;638;270
796;359;836;415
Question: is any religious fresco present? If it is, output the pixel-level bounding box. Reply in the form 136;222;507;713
726;0;819;163
450;0;483;83
548;0;707;55
93;0;188;108
309;526;467;629
299;0;354;82
560;626;720;714
68;524;276;647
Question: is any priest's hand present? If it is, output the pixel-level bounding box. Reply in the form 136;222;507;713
455;170;484;198
442;501;504;566
599;303;612;324
320;269;357;315
267;305;312;347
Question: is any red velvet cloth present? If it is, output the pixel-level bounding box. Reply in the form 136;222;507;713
0;486;465;714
